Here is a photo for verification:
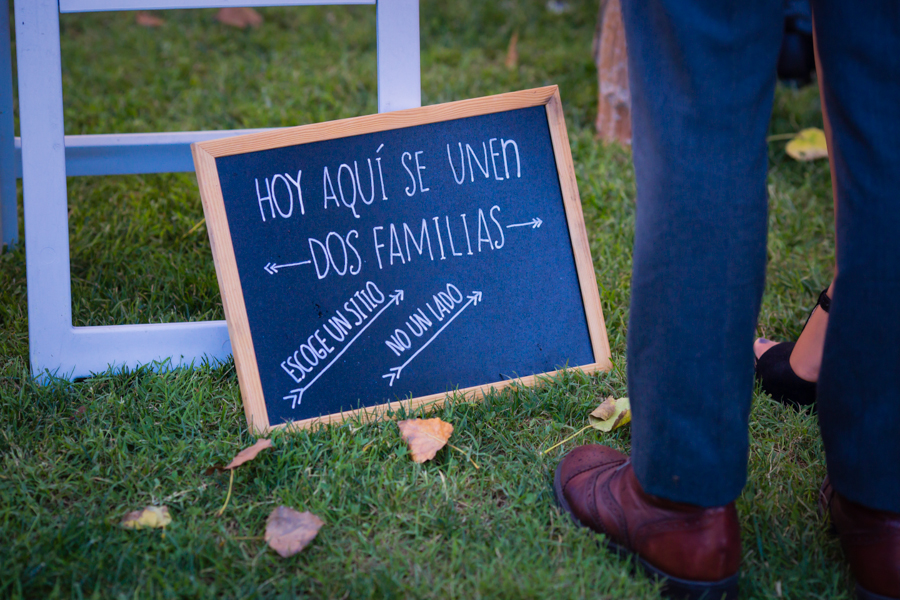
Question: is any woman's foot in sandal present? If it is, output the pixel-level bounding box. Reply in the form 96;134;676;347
754;281;833;409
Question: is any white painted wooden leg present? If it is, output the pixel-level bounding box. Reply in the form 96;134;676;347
15;0;74;376
377;0;421;112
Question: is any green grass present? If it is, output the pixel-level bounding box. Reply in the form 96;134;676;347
0;2;846;598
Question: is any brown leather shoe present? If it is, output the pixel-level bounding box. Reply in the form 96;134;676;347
820;478;900;600
554;444;741;600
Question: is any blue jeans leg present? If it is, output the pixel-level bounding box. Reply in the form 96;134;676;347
621;0;782;506
813;1;900;514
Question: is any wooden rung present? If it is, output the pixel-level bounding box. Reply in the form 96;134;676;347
58;321;232;381
59;0;374;14
14;129;279;177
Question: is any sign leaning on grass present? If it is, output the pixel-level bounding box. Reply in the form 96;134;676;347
192;86;611;433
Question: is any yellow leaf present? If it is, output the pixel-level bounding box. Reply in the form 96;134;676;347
588;397;631;432
397;418;453;463
265;506;324;558
121;505;172;529
786;128;828;161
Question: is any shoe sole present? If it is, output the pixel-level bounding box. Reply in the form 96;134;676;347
553;463;739;600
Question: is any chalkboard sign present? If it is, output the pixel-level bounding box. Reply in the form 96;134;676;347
193;86;611;433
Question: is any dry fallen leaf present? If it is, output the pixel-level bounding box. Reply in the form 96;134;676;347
216;7;264;29
206;439;273;516
786;128;828;161
589;397;631;432
397;418;453;463
505;30;519;69
265;506;324;558
135;11;165;27
121;505;171;529
593;396;617;421
224;438;273;470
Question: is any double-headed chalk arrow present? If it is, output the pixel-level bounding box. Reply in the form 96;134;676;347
283;289;405;409
382;290;483;387
264;260;311;275
506;217;542;229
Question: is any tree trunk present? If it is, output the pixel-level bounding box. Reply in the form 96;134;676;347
593;0;631;145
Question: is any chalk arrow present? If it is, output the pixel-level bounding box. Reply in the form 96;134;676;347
383;289;483;386
382;366;403;387
506;217;543;229
283;388;303;410
285;289;405;407
264;260;311;275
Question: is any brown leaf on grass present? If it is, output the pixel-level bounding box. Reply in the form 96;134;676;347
205;439;273;475
505;30;519;69
265;506;324;558
224;439;273;470
397;418;453;463
589;397;631;432
135;11;166;27
216;7;264;29
121;505;171;529
592;396;617;421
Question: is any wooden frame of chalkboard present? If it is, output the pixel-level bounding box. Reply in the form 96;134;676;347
193;86;611;434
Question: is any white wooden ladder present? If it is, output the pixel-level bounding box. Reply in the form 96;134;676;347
11;0;420;379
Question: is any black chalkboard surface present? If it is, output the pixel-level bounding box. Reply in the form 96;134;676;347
193;87;610;433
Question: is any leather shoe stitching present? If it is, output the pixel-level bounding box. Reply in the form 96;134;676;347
584;469;610;537
632;513;712;549
597;469;627;545
561;459;624;491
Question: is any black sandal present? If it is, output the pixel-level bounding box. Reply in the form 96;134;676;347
754;288;830;410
